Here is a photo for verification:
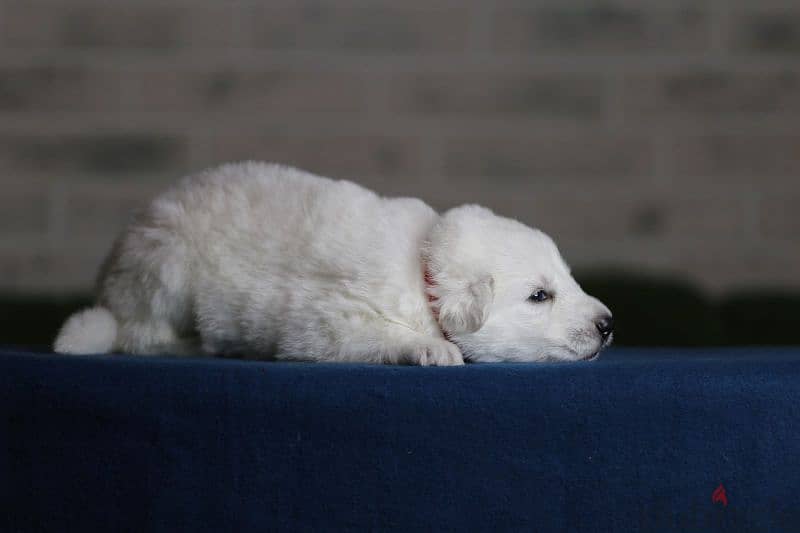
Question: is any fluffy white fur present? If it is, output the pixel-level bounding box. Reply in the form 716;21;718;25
54;307;117;355
54;162;612;365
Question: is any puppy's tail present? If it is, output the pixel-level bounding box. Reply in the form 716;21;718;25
53;307;118;355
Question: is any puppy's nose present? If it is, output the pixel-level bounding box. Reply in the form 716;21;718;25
595;315;614;340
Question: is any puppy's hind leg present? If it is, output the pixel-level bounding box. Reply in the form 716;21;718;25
114;320;200;356
98;221;197;356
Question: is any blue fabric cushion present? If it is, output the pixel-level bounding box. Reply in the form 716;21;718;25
2;347;800;532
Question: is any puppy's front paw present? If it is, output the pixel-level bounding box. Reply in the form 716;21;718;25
410;337;464;366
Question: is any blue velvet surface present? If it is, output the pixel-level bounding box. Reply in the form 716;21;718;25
2;347;800;532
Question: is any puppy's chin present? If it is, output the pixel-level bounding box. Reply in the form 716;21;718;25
535;344;584;363
576;336;613;362
459;336;610;363
578;351;601;362
523;343;602;363
570;332;613;362
549;349;598;363
551;351;596;363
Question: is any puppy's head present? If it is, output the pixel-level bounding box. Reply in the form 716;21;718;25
424;205;613;362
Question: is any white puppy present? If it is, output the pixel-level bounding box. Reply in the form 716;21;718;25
54;162;613;365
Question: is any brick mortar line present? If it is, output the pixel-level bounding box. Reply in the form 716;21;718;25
604;71;624;131
4;172;794;184
2;50;800;73
5;0;798;9
0;0;506;8
5;180;800;203
466;0;493;55
709;0;731;56
1;113;798;136
5;60;800;77
650;131;671;188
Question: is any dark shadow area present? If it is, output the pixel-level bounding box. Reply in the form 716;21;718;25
0;293;91;351
579;271;800;347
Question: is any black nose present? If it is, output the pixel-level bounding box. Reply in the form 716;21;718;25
595;315;614;340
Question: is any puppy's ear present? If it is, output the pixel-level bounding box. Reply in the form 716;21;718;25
437;274;494;334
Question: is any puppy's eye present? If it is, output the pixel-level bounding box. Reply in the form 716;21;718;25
529;289;550;303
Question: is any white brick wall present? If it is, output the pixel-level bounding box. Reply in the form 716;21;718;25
0;0;798;293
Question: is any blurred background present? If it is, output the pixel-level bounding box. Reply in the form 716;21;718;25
0;0;798;347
